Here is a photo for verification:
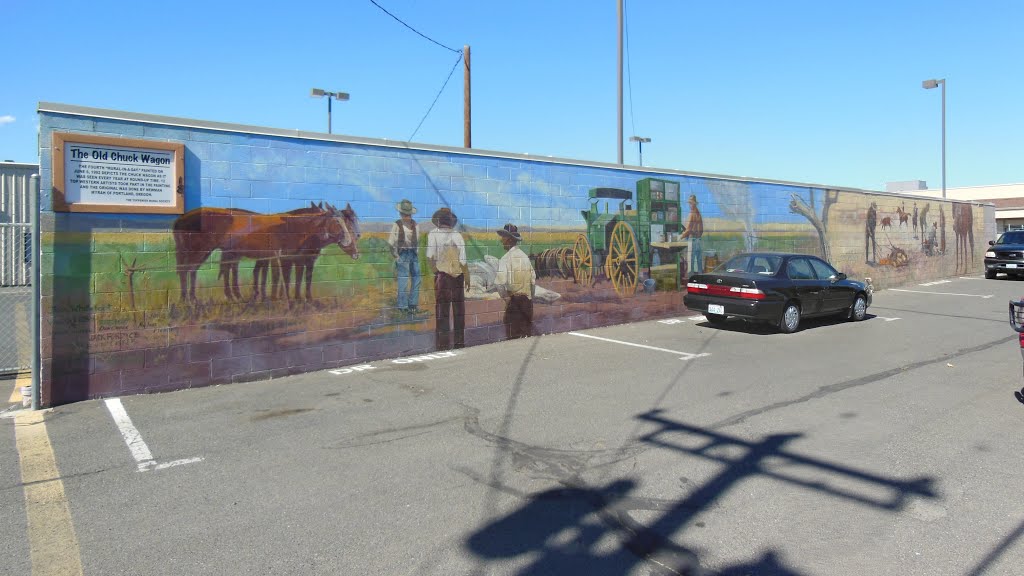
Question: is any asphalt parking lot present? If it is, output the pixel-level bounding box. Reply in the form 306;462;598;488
4;274;1024;575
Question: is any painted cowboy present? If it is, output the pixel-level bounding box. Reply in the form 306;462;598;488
866;201;878;263
681;194;705;274
427;207;469;349
387;199;422;315
494;223;536;340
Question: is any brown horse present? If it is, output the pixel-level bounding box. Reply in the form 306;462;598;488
173;203;359;302
239;202;329;301
895;206;910;227
274;203;361;301
174;207;260;302
220;202;360;301
953;203;975;273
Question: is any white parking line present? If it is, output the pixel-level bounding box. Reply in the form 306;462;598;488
873;316;902;322
104;398;203;472
888;288;993;299
919;280;952;286
568;332;710;361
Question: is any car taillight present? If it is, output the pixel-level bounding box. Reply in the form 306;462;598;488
1019;332;1024;349
686;282;765;300
731;287;766;300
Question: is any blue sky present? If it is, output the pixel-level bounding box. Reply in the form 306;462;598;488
3;1;1021;191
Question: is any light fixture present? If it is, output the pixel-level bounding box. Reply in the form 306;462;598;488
310;88;350;134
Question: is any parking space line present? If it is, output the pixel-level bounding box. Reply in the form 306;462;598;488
888;288;993;299
104;398;203;472
568;331;710;361
14;409;84;576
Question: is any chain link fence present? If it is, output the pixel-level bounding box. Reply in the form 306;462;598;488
0;163;36;375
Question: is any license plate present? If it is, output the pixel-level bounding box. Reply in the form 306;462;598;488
1008;264;1018;268
708;304;725;315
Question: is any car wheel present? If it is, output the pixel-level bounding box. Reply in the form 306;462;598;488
848;294;867;321
705;312;727;325
778;302;801;333
985;269;997;279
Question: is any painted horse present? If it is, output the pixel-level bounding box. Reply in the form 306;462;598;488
265;202;361;301
172;202;360;302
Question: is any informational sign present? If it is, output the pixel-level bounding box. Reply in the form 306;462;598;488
52;133;184;214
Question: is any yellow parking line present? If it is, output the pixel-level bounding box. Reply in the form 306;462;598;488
14;410;84;576
9;372;30;404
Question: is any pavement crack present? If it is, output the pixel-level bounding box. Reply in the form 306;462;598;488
324;415;462;449
710;334;1016;430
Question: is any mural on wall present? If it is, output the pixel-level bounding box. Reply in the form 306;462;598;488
36;109;991;406
172;202;361;303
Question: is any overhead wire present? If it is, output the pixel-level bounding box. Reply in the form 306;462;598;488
367;0;461;54
366;0;465;143
408;52;464;142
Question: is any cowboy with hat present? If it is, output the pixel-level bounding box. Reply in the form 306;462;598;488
388;199;422;316
680;194;705;275
427;207;470;349
494;223;536;339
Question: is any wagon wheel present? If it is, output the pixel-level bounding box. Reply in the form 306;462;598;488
605;221;639;296
572;234;594;287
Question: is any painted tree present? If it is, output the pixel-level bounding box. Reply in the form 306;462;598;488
707;180;756;252
788;189;839;262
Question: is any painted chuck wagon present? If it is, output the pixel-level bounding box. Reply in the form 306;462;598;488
560;178;687;296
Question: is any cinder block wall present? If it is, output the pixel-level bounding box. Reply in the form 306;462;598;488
37;105;991;406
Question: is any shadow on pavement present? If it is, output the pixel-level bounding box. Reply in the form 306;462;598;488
465;409;938;575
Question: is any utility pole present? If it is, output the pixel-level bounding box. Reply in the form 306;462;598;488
464;45;472;148
617;0;624;165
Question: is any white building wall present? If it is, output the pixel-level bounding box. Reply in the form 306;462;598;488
902;183;1024;232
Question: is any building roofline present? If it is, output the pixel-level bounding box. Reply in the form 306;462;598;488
0;161;39;169
38;102;993;206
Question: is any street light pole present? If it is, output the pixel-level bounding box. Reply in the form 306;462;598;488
630;136;651;167
311;88;350;134
922;78;946;199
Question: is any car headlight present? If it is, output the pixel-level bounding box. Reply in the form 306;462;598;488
985;251;996;257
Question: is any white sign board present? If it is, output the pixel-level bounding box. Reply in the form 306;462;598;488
52;133;184;214
64;142;176;207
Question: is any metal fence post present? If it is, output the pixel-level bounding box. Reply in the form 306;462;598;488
30;174;39;410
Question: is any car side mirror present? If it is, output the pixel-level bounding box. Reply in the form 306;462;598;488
989;240;995;246
832;273;847;282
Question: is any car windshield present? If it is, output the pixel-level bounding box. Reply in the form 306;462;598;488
996;232;1024;245
715;254;783;275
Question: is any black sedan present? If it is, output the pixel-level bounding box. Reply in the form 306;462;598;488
984;231;1024;279
683;252;872;333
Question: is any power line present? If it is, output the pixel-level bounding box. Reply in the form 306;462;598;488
408;52;464;142
368;0;461;54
